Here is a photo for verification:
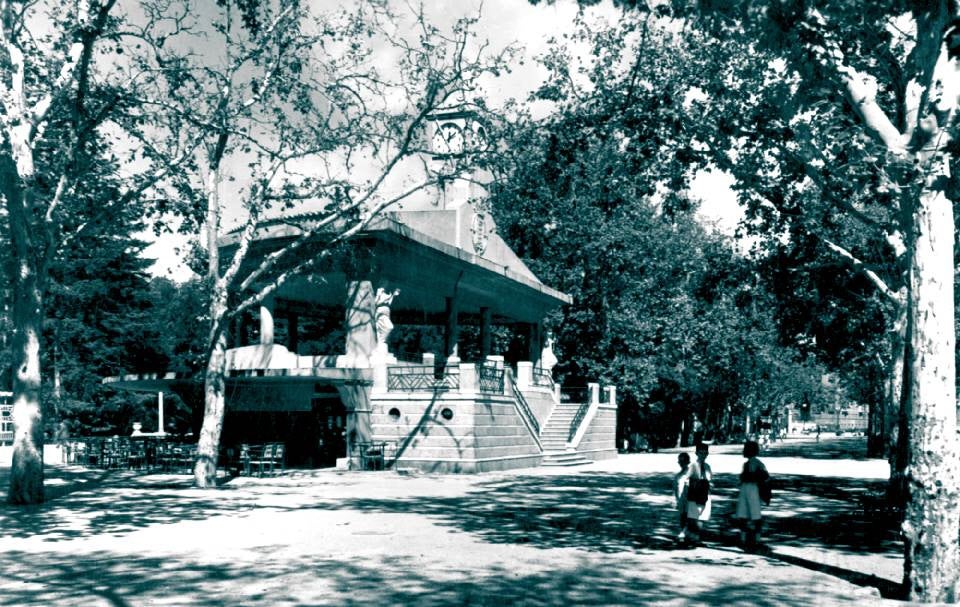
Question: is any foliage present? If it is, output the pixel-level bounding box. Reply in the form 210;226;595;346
491;12;831;446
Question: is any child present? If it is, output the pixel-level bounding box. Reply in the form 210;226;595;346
736;440;769;551
685;442;712;544
673;452;691;542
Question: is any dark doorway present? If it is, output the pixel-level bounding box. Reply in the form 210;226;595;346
312;384;347;468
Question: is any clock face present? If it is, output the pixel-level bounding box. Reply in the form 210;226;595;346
432;122;464;156
466;125;488;151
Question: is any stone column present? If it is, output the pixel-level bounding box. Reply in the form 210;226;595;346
479;307;492;358
527;322;542;367
157;391;165;435
444;296;460;364
516;361;533;390
459;363;477;395
259;296;275;346
344;280;376;367
336;381;373;469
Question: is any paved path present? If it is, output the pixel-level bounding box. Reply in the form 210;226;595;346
0;438;905;606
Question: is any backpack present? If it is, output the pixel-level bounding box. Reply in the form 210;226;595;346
689;478;710;505
758;479;772;505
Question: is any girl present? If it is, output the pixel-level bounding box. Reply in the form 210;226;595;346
736;440;769;551
685;442;712;544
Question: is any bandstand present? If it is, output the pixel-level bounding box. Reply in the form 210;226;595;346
107;110;618;472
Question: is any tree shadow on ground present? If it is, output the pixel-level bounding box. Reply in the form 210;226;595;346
0;470;258;543
765;474;899;553
314;471;903;598
0;465;903;602
0;548;877;607
763;437;872;460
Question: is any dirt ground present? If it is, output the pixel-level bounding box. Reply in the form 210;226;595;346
0;437;911;606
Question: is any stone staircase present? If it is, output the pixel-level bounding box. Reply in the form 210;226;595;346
539;400;593;467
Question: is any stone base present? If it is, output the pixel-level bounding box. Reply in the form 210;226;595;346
394;454;542;474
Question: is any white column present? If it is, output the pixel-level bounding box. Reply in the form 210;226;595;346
588;382;600;405
157;391;166;435
344;280;376;367
516;361;533;390
459;363;477;395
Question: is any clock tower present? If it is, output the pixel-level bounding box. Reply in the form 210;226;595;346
426;108;488;210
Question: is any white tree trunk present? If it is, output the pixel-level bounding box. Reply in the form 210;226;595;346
194;297;229;488
7;258;45;504
903;181;960;602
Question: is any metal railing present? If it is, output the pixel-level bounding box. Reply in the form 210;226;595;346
387;365;460;392
568;401;591;442
531;366;554;391
560;386;589;403
478;362;505;394
507;370;541;436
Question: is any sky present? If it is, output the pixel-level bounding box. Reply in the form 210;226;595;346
142;0;741;281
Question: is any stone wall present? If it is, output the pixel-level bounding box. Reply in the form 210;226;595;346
370;392;541;473
517;387;556;429
574;404;618;462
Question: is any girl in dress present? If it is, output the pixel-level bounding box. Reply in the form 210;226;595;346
685;442;712;544
736;440;769;551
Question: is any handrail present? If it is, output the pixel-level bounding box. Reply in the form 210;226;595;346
531;366;555;392
506;370;542;450
568;401;591;442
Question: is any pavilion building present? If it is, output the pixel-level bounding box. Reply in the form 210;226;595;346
107;109;617;472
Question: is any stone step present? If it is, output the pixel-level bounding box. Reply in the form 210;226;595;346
540;451;592;467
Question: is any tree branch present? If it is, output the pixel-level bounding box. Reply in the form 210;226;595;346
819;236;903;306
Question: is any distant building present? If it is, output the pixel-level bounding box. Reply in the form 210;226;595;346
0;392;11;445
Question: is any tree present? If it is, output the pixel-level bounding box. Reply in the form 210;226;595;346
126;1;510;487
0;0;186;504
696;4;960;599
490;12;824;448
528;4;959;595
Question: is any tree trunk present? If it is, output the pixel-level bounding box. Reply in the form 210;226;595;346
194;293;229;488
867;398;884;457
7;267;45;504
902;182;960;602
2;148;46;505
885;309;908;468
